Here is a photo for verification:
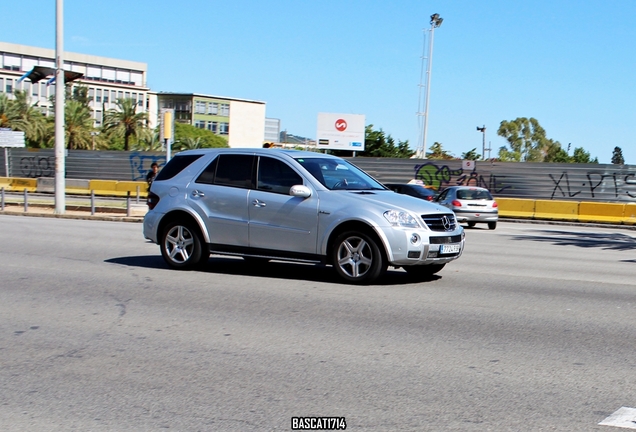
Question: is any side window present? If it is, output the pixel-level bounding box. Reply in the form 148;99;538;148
213;154;255;189
154;154;203;181
257;157;303;194
195;156;218;185
437;190;448;201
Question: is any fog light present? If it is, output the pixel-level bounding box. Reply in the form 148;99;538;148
410;234;420;244
408;251;421;259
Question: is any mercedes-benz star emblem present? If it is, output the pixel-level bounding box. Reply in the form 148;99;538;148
441;215;452;231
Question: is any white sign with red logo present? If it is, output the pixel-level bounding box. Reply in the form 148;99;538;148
316;113;365;151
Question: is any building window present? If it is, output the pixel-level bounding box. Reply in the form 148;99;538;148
195;101;206;114
96;89;102;103
124;91;130;99
40;83;47;99
88;88;95;104
208;102;218;115
0;78;3;93
219;122;229;135
111;90;116;103
6;78;13;93
117;91;123;100
103;91;109;103
31;82;38;97
207;121;217;132
220;103;230;116
194;120;206;129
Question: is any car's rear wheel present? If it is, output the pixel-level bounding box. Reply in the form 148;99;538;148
467;222;476;227
160;221;209;269
488;222;497;230
403;264;446;279
332;231;386;284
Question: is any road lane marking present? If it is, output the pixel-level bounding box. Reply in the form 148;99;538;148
599;407;636;429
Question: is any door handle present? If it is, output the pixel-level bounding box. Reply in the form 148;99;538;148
252;199;266;207
191;190;205;198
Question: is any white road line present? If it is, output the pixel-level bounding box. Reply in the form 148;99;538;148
599;407;636;429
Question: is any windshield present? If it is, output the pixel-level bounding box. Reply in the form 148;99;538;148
294;157;386;191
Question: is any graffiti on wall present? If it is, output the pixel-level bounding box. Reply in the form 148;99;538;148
413;162;511;193
129;152;166;181
19;155;54;178
550;171;636;199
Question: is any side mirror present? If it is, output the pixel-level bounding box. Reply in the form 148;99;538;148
289;185;312;198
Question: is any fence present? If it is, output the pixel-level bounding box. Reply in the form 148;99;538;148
1;148;635;203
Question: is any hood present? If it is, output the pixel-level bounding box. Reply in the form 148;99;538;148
328;189;451;215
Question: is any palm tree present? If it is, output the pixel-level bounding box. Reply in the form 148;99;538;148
10;90;47;147
177;136;202;151
64;100;95;150
102;98;149;151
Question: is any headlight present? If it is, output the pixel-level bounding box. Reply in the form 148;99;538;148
383;210;421;228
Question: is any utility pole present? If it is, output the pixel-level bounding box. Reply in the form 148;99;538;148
54;0;65;214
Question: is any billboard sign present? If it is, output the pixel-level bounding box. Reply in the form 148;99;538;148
316;113;365;151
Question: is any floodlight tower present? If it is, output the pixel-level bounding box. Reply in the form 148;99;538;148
416;13;443;159
54;0;65;214
476;125;486;160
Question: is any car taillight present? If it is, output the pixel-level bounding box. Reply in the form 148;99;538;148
426;196;433;201
492;201;498;208
147;192;160;210
451;200;462;207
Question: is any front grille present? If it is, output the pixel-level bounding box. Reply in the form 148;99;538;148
421;214;457;232
430;235;463;244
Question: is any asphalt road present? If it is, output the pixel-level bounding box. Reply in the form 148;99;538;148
1;215;635;431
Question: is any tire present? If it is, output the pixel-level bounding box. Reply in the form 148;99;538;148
467;222;476;227
332;231;386;284
403;264;446;280
160;221;209;269
488;221;497;230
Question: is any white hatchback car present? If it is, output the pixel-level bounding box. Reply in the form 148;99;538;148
436;186;499;230
143;149;465;284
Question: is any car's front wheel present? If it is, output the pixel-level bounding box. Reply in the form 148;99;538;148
332;231;386;284
403;263;446;280
160;221;209;269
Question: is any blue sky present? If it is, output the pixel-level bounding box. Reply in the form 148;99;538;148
2;0;635;163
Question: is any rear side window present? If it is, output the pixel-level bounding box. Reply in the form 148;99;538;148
154;154;203;181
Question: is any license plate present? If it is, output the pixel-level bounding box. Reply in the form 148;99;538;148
440;244;461;254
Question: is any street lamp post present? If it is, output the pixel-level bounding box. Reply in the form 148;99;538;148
476;125;486;160
417;13;443;159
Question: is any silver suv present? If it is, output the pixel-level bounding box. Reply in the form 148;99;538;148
143;149;465;284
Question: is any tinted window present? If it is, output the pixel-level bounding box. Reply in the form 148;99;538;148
195;156;218;185
214;154;255;188
154;154;203;181
457;189;493;200
257;157;303;194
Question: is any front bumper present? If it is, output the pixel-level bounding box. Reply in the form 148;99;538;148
378;226;465;266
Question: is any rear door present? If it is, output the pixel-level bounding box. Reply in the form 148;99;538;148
188;154;254;247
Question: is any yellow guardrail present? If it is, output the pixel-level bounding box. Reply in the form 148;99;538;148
497;197;636;225
1;177;147;198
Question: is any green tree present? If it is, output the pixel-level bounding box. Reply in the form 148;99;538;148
571;147;598;164
102;98;149;151
359;125;414;158
611;146;625;164
173;122;228;148
9;90;48;147
63;100;98;150
543;140;570;163
461;148;481;161
426;142;454;160
497;117;549;162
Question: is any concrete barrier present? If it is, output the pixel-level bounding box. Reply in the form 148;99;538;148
623;203;636;225
496;198;535;219
9;177;37;192
533;200;579;221
578;202;625;224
